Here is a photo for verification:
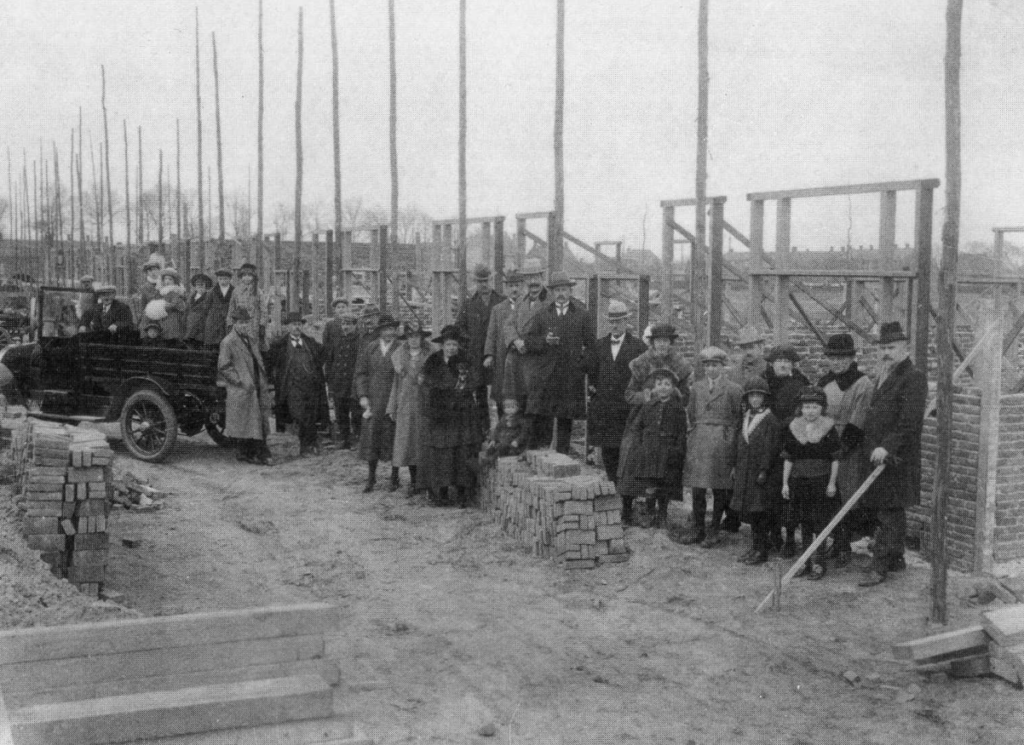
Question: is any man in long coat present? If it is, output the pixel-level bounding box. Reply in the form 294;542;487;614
483;268;524;407
583;299;646;484
218;307;271;465
204;268;234;349
268;312;327;457
322;301;362;449
682;346;744;546
523;271;595;454
456;263;505;423
858;322;927;587
501;259;548;412
185;273;213;348
354;314;401;492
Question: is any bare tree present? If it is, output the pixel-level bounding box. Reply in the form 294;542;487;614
228;189;252;240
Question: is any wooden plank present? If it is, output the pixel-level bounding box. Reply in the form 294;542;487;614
658;196;726;208
891;624;987;661
747;178;940;202
432;215;503;227
666;218;695;243
0;603;339;666
982;605;1024;647
0;683;15;745
949;652;991;678
6;658;340;709
988;642;1021;686
514;210;552;220
789;293;826;345
131;719;371;745
1;634;325;696
10;674;332;745
747;269;917;279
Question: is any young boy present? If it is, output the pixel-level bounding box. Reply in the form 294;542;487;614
626;368;687;529
781;386;842;580
482;398;530;466
730;377;783;565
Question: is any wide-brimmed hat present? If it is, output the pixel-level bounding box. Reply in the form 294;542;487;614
160;267;180;282
648;323;678;341
331;297;349;309
799;385;828;409
237;265;257;279
94;284;117;297
824;333;856;357
766;344;800;363
142;259;162;271
432;324;465;344
376;313;400;330
547;271;576;289
191;273;213;287
606;300;629;321
736;324;766;347
504;268;524;285
472;264;492;281
649;367;680;385
239;262;257;272
699;346;728;364
743;376;770;397
520;258;545;279
283;311;305;325
143;322;162;334
402;320;432;338
78;274;95;284
877;321;908;344
214;268;233;278
229;307;251;322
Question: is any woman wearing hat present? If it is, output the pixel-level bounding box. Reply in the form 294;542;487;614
420;325;481;506
386;321;434;495
780;386;842;580
138;257;163;333
155;268;187;343
185;273;213;349
353;314;402;492
618;323;692;525
204;268;235;348
228;265;267;349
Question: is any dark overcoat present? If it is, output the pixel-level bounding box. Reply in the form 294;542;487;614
80;300;136;344
627;394;687;485
217;329;270;440
185;291;212;344
730;410;784;515
420;350;482;490
522;299;595;419
500;290;548;402
456;289;505;385
766;367;810;424
583;331;647;449
860;358;928;510
205;285;233;347
322;319;361;400
354;338;400;462
267;332;327;427
157;287;187;341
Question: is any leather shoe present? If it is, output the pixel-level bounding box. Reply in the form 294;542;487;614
888;555;907;572
858;570;886;587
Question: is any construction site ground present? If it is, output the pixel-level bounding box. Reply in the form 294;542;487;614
2;431;1024;745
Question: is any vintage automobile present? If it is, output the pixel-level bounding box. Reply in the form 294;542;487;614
0;286;230;462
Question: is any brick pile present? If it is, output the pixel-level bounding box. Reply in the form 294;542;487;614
481;451;629;569
13;421;114;597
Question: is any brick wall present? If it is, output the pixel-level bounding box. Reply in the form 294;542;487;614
995;393;1024;562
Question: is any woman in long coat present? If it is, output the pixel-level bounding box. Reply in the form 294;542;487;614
217;308;271;464
387;322;432;495
354;314;401;492
420;325;481;507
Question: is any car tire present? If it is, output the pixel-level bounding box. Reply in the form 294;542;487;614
120;388;178;462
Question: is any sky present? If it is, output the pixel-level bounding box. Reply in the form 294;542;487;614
1;0;1022;261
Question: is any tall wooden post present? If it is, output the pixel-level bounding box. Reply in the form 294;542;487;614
77;113;85;271
293;6;304;312
662;204;675;324
101;66;114;261
932;0;963;626
748;199;765;327
386;0;397;315
975;296;1001;574
708;198;724;345
913;185;934;366
123;121;131;275
329;0;342;305
879;190;897;320
157;150;164;247
212;31;225;251
68;132;75;277
516;217;526;266
195;8;205;273
377;225;388;310
693;0;709;348
457;0;467;308
137;127;143;246
493;216;505;286
256;0;265;289
176;119;182;267
552;0;565;273
325;230;334;312
773;198;791;345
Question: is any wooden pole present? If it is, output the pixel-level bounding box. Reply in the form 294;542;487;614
932;0;963;626
329;0;341;305
293;5;304;313
458;0;467;309
137;127;143;246
123;121;131;272
101;66;114;258
195;7;205;273
386;0;397;315
158;149;164;247
176;119;182;267
212;31;225;251
756;465;885;612
77;112;85;268
257;0;265;289
54;144;64;280
68;132;75;276
5;149;11;248
552;0;565;274
693;0;709;348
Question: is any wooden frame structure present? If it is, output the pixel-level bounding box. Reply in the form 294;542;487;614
432;215;505;284
515;211;634;280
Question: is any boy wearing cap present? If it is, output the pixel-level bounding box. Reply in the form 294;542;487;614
322;300;362;448
457;264;506;425
523;271;595;454
681;346;744;547
228;265;267;349
268;312;327;457
781;386;842;580
624;368;687;529
583;299;646;484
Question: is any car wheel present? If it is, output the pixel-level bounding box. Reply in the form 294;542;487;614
120;389;178;462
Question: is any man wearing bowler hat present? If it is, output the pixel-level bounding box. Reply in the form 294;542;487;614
267;311;327;456
817;332;875;567
457;263;506;425
857;321;927;587
523;270;595;454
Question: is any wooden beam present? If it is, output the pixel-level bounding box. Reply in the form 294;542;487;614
563;230;634;273
521;228;547;249
879;190;897;319
662;205;675;325
975;299;1001;573
722;219;751;249
792;283;874;341
708;200;724;345
992;226;1024;233
748;269;917;279
433;215;505;227
748;178;940;202
748;199;765;327
891;625;987;662
667;218;695;243
658;196;726;208
789;293;826;345
514;210;552;220
1003;302;1024;355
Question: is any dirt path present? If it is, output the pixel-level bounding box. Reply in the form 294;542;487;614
70;436;1024;743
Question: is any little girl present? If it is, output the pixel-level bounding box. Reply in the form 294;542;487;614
781;386;841;580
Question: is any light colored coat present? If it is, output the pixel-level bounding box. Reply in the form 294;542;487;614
820;369;875;501
228;286;267;347
683;376;744;490
387;342;432;467
217;328;270;440
483;298;517;404
500;290;548;402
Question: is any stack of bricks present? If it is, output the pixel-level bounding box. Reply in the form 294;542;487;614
481;451;629;569
15;421;114;597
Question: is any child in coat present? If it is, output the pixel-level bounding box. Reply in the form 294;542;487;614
730;376;783;565
781;386;842;580
483;398;530;466
625;368;687;529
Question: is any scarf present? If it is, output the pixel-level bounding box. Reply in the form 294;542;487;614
818;362;864;392
743;408;770;443
789;415;836;444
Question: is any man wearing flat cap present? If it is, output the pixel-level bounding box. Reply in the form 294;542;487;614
681;346;744;546
218;307;272;465
77;275;97;323
456;263;506;426
79;285;135;344
728;324;768;385
817;332;875;567
353;314;402;491
268;312;326;457
523;271;595;454
322;299;362;448
857;321;927;587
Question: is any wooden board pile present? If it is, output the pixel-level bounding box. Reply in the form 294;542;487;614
893;604;1024;686
13;421;114;598
481;452;629;569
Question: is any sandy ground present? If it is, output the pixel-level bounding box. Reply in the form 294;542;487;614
5;430;1024;744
